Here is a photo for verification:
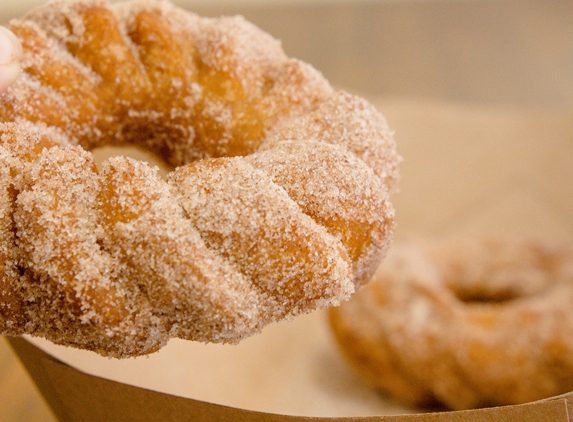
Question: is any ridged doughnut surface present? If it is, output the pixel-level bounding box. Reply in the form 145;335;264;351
0;0;398;357
329;238;573;410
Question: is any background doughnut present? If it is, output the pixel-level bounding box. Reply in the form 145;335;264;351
329;238;573;410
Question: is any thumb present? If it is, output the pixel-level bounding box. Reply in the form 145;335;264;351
0;26;22;95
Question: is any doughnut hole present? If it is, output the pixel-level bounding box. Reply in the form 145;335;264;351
447;282;523;305
427;238;568;307
91;144;172;178
443;266;553;305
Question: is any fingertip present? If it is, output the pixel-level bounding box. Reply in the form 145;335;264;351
0;26;22;94
0;26;22;64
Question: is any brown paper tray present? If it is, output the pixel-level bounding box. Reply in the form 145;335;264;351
7;337;572;422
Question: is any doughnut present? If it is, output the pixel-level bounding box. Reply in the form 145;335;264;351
0;0;399;357
328;238;573;410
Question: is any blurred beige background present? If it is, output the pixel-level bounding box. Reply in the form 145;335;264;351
2;0;573;109
1;0;572;420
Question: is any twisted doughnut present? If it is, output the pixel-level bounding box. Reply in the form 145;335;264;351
0;0;398;357
329;238;573;409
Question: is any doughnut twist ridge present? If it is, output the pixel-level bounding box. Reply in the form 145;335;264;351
329;238;573;410
0;0;398;357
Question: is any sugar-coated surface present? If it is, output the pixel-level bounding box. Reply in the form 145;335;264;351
329;238;573;410
0;0;398;357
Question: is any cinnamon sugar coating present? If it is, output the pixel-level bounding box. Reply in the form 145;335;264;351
329;238;573;410
0;0;398;357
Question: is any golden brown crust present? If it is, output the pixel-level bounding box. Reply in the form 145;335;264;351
0;0;398;357
329;238;573;410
